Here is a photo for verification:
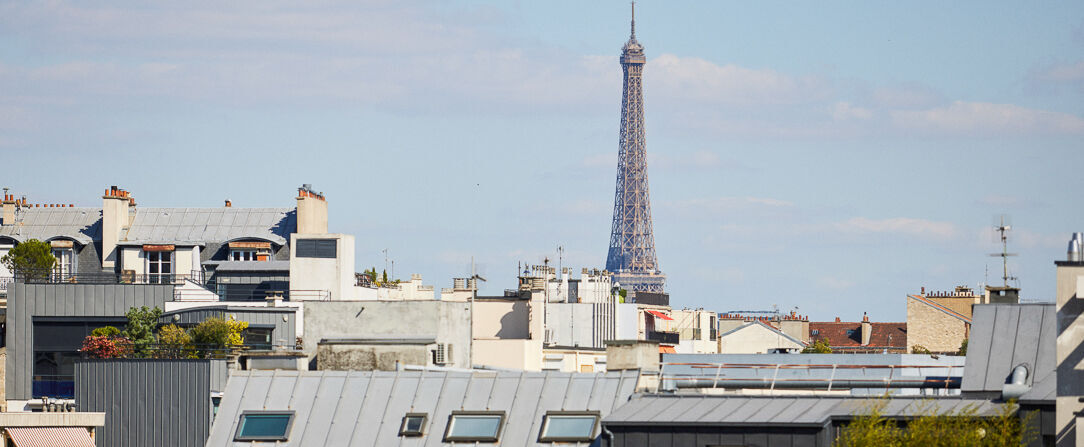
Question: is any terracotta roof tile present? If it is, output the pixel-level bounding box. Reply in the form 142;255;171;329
808;322;907;348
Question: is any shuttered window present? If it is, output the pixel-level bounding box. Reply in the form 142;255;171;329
295;239;336;258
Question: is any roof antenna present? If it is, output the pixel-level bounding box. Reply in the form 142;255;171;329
630;1;636;39
989;215;1017;287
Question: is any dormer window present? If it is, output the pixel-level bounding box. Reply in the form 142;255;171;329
143;245;174;284
229;241;272;261
50;240;75;279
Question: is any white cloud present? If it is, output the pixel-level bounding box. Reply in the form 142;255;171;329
830;101;873;121
666;196;795;215
648;54;833;106
891;101;1084;135
834;217;958;240
817;277;855;290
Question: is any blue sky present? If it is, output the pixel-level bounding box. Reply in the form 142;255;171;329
1;1;1081;321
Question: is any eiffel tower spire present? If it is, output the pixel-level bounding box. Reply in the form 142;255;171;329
606;4;665;293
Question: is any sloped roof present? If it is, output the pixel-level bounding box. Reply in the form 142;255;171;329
0;208;102;245
809;322;907;348
603;394;1006;427
206;369;640;446
718;320;807;347
962;303;1055;402
122;208;295;246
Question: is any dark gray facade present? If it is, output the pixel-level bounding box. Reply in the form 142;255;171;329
75;359;215;447
605;426;824;447
6;283;174;400
162;306;296;349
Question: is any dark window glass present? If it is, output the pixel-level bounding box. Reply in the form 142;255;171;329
296;239;336;258
243;327;273;350
540;413;599;442
399;413;427;437
444;412;504;442
235;412;294;441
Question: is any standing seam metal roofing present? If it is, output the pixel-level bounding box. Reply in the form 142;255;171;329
206;369;640;447
602;395;1009;427
961;303;1055;401
121;207;295;245
0;208;102;244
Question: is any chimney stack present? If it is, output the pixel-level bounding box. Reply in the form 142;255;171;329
102;186;133;269
224;200;232;208
1;193;17;226
1068;233;1083;262
296;184;328;234
861;312;872;346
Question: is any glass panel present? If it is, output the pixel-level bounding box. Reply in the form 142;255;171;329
448;415;501;439
238;414;291;438
233;252;240;261
406;416;424;432
542;415;597;439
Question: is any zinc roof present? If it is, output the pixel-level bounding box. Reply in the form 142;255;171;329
603;394;1007;427
122;208;295;246
206;369;640;447
0;208;101;245
961;303;1055;401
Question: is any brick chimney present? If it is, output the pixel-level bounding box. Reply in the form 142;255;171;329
101;186;132;269
295;184;328;234
861;312;872;346
1;193;17;226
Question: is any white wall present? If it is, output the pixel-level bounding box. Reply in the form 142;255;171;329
718;323;805;354
289;233;355;300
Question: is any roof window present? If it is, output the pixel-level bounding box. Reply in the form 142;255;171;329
538;411;600;442
399;413;428;437
443;411;504;442
234;411;294;442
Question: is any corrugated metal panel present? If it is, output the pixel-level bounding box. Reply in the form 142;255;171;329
961;304;1055;395
122;208;294;245
5;427;96;447
75;359;211;447
207;369;639;447
6;283;174;400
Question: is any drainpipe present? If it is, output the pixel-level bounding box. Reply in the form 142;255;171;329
602;425;616;447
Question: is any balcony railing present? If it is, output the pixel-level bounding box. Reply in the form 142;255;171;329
0;276;13;291
647;330;680;344
16;270;206;285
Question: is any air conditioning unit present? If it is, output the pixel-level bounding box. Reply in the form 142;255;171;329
544;329;555;345
434;343;452;365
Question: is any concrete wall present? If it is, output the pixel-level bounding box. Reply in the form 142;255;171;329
473;300;529;339
907;296;968;353
1056;263;1084;446
718;323;804;354
6;283;174;401
473;338;542;370
316;342;431;371
545;302;616;349
75;359;212;447
303;301;470;369
541;348;606;372
289;233;355;300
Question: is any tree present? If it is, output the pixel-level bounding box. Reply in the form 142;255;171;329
123;306;162;357
802;338;833;353
90;326;121;337
835;398;1035;446
382;269;388;283
911;345;932;355
157;324;196;359
81;335;133;359
956;339;968;356
1;239;56;281
190;316;248;357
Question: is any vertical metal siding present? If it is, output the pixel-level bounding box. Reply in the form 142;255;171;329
75;359;211;447
6;283;175;400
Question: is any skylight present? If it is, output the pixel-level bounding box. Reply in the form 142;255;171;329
443;411;505;442
234;411;294;442
399;413;428;437
539;412;600;442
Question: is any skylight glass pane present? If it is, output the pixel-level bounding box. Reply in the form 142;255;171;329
448;415;501;439
405;416;424;432
542;415;597;440
237;413;292;440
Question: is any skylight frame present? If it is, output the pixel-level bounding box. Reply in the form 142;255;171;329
233;410;296;442
442;410;506;442
537;411;601;443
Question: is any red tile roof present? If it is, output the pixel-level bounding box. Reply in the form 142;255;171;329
808;322;907;350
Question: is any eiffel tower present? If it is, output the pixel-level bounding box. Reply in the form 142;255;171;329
606;2;665;293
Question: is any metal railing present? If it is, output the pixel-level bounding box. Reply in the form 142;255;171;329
647;330;680;344
660;362;963;391
173;288;329;302
0;276;12;291
17;270;206;285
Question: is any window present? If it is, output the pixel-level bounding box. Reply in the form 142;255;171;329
234;411;294;442
228;241;272;261
51;247;74;278
147;251;173;284
243;327;274;350
295;239;336;258
443;411;504;442
399;413;428;437
539;411;600;442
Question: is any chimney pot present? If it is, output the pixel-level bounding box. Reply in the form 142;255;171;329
835;317;841;322
225;200;232;207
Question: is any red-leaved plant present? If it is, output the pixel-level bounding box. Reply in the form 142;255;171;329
80;335;134;359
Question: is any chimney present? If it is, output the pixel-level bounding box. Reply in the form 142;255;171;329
295;184;328;234
834;317;841;323
101;186;132;270
1;194;16;226
224;199;232;208
861;312;872;346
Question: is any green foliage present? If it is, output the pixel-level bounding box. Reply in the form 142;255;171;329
157;324;196;359
802;338;833;353
1;239;56;281
123;306;162;357
382;269;388;283
911;345;932;355
364;267;377;283
957;339;968;356
835;399;1036;447
190;316;248;357
90;326;121;337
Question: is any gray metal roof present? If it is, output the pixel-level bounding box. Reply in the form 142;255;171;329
603;394;1008;427
961;303;1055;400
0;208;101;245
206;369;640;446
717;320;807;346
122;208;295;246
210;261;291;272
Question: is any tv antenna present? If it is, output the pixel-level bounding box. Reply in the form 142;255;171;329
988;215;1017;287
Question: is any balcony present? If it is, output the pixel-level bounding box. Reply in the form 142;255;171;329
16;271;206;286
647;330;679;344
